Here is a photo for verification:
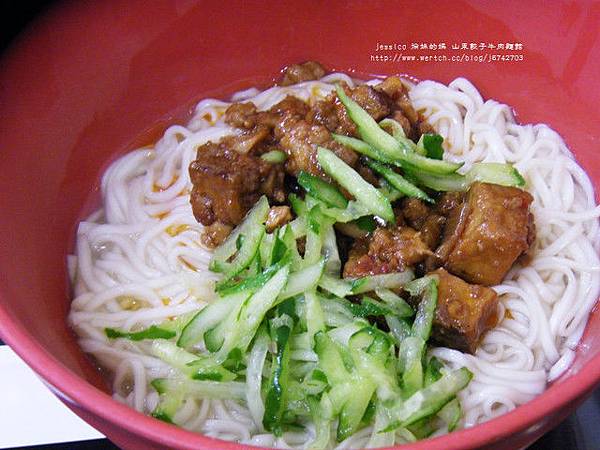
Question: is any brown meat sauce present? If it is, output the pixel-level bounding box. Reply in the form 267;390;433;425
188;61;537;354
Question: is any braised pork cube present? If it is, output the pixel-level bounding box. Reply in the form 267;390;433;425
280;61;326;86
374;76;435;141
428;268;498;354
307;83;391;136
343;227;431;278
224;102;259;129
200;222;233;249
189;142;285;226
399;197;447;250
265;206;292;232
277;115;358;178
436;182;534;286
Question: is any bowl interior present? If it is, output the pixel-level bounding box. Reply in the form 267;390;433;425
1;1;600;449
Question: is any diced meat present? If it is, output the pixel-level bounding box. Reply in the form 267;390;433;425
224;102;259;129
200;222;233;249
343;227;431;278
348;85;391;121
220;126;270;154
374;75;434;141
426;268;499;354
280;61;326;86
374;76;406;100
391;110;412;137
277;118;330;176
277;116;357;177
399;198;445;250
434;191;465;216
189;142;285;226
436;182;534;286
265;206;292;232
328;84;392;136
402;198;432;230
420;214;446;249
306;99;341;132
269;96;310;123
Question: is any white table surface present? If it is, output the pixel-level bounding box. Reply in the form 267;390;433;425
0;345;104;449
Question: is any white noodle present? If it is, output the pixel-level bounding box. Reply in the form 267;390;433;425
69;74;600;447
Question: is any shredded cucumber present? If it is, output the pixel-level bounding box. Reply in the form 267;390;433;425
317;146;395;224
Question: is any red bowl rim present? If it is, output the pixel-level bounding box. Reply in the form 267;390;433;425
1;1;599;446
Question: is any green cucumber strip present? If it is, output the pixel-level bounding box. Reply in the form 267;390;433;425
210;196;269;272
280;224;302;269
365;159;433;203
411;278;438;342
151;386;184;424
203;325;225;352
467;162;526;187
186;357;237;381
314;331;350;385
317;146;395;224
259;232;275;267
215;265;290;362
213;224;265;278
216;258;287;296
379;118;407;139
382;367;473;430
269;228;289;266
302;369;328;396
320;199;371;223
407;162;525;192
375;288;414;317
288;193;308;216
385;315;411;346
335;85;461;174
437;397;462;432
366;404;395;448
378;179;404;202
308;396;333;449
332;133;392;162
354;215;377;232
319;274;354;298
335;85;405;161
404;275;437;297
303;226;323;266
406;416;438;439
105;325;175;341
322;224;341;275
151;377;246;400
298;170;348;209
263;317;293;436
321;299;358;329
246;326;271;429
151;339;199;369
337;377;376;442
397;152;463;175
305;290;326;344
260;150;287;163
399;336;425;396
424;357;444;387
177;291;249;349
406;170;468;192
307;203;324;234
278;259;325;301
347;296;393;318
349;270;415;294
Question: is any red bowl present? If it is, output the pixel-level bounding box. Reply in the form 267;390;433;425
1;1;600;449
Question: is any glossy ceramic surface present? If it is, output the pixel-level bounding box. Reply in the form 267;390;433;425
0;1;599;449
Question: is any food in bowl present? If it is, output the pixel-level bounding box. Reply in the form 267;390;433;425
68;62;600;448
